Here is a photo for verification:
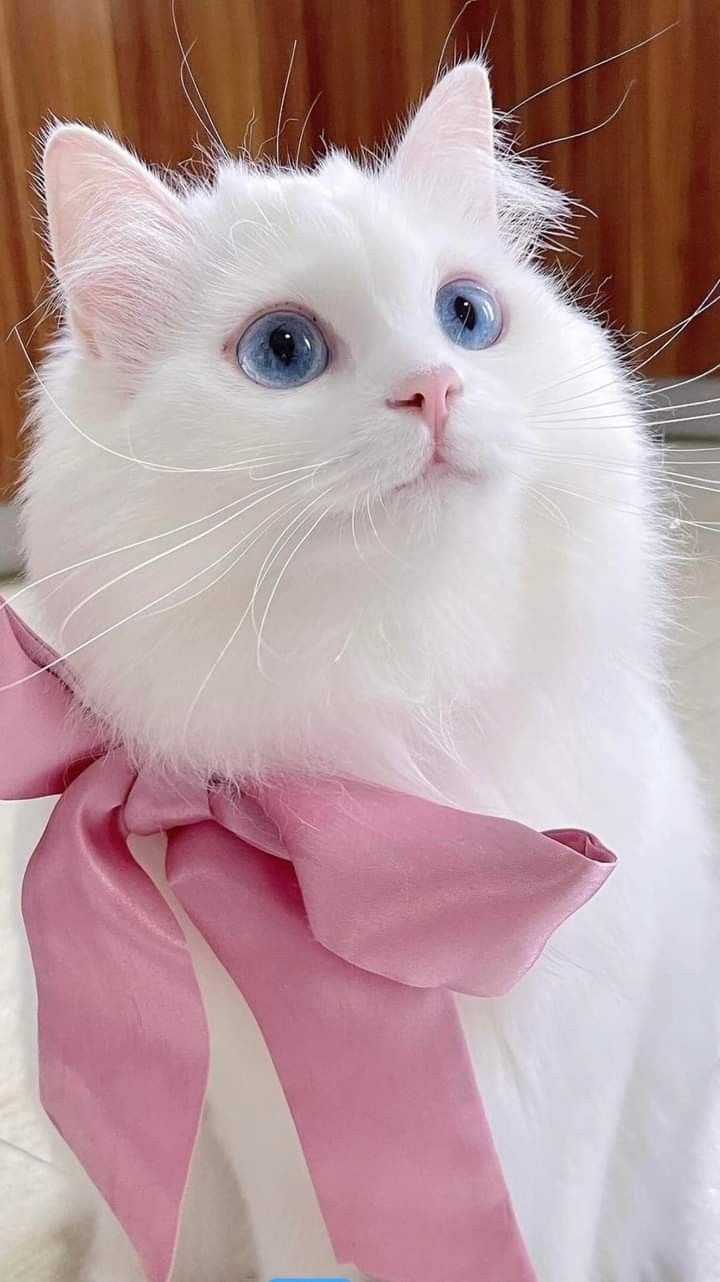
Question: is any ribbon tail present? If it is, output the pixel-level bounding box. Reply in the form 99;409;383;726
22;756;209;1282
168;821;538;1282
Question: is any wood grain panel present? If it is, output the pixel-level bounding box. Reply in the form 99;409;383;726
1;0;719;494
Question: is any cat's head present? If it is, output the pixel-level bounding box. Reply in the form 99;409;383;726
22;62;650;785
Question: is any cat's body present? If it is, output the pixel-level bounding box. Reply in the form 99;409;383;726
5;60;718;1281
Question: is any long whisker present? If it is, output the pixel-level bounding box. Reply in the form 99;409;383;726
250;487;333;642
536;408;720;432
363;492;404;564
522;482;572;533
518;447;720;494
662;444;720;456
145;493;307;617
636;363;720;400
248;454;349;481
533;485;720;547
255;496;333;677
295;91;322;167
182;593;255;745
530;282;720;404
0;481;318;694
242;108;258;158
535;478;652;519
348;495;393;589
521;82;634;154
522;442;720;474
2;451;336;619
2;491;256;616
182;489;330;736
505;22;676;116
435;0;478;80
171;0;226;154
674;520;720;532
276;40;298;166
532;387;720;424
479;8;499;66
16;323;332;476
57;474;313;646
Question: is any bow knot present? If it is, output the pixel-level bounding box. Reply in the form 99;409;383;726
0;601;615;1282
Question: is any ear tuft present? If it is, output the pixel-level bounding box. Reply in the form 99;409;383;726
388;61;496;223
43;124;192;369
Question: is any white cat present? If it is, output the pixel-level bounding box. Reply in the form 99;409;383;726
6;60;718;1281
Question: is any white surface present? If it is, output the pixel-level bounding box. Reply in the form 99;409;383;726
0;479;719;1279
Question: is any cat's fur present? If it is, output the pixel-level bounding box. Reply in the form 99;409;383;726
7;61;718;1281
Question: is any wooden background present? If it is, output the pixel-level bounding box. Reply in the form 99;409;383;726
1;0;719;495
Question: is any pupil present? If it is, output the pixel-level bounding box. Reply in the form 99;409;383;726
454;295;476;331
269;326;296;365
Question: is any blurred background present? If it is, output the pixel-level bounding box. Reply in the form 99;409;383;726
0;0;719;567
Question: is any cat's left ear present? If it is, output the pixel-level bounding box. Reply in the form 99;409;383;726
43;123;193;371
388;62;496;223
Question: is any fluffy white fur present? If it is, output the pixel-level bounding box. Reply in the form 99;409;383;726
8;61;718;1281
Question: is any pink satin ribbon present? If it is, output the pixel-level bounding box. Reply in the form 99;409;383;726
0;599;616;1282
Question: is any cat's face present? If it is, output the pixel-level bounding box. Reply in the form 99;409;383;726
22;62;647;783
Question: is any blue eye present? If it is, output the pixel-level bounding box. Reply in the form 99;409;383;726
435;279;503;350
236;310;329;388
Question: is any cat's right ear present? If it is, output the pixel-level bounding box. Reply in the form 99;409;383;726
43;124;192;370
387;62;497;224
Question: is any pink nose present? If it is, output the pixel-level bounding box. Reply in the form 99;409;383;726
387;366;463;442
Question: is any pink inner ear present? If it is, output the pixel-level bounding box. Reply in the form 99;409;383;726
44;126;191;366
390;63;496;221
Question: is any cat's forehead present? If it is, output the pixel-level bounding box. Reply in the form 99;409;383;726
210;153;423;254
203;153;496;315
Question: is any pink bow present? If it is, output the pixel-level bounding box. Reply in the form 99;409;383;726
0;600;616;1282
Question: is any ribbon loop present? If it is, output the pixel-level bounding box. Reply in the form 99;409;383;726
0;598;618;1282
0;605;101;796
261;778;615;996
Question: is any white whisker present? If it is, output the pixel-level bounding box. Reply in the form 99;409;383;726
182;490;331;735
0;479;319;695
530;282;720;405
526;486;572;532
276;40;298;166
505;22;676;117
255;496;333;677
347;495;395;589
536;479;650;519
57;474;313;646
435;0;478;81
1;491;261;616
519;447;720;495
533;388;720;424
250;487;333;644
171;0;226;155
663;445;720;456
146;493;307;617
16;321;332;476
296;91;322;166
636;362;720;400
536;408;720;432
248;453;348;481
521;82;634;155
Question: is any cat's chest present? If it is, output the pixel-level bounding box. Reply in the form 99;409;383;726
300;681;658;841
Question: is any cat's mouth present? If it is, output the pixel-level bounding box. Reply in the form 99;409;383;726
393;456;480;494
